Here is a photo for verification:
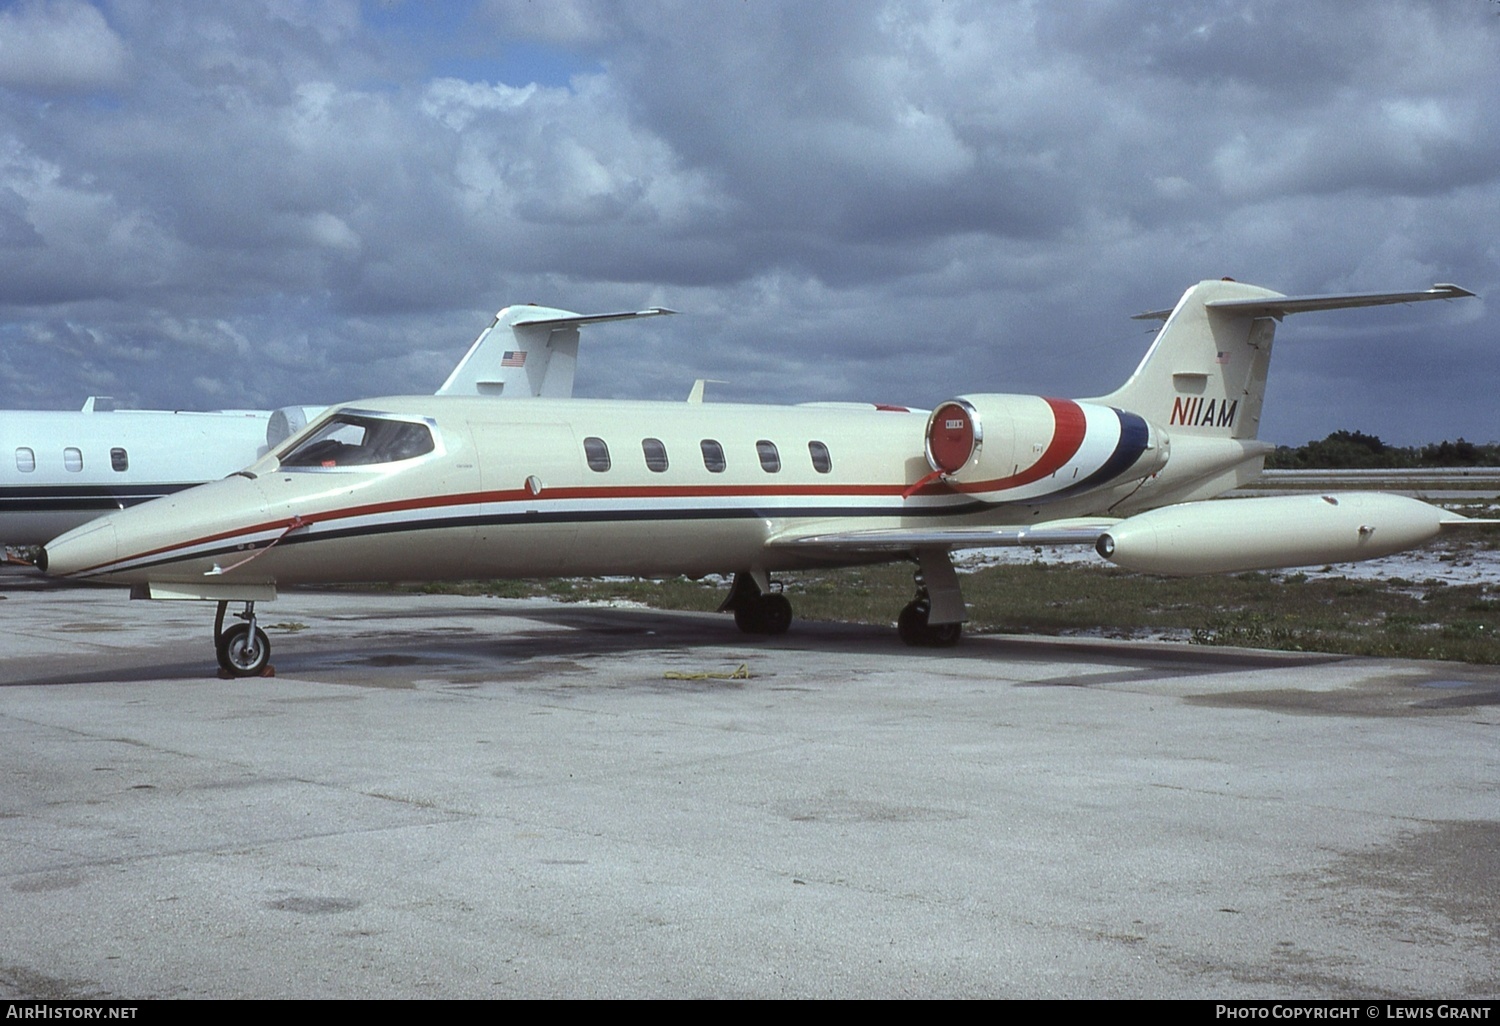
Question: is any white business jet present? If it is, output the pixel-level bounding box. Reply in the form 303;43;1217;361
39;280;1483;676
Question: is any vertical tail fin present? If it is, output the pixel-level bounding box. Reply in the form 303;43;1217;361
1093;280;1474;441
1095;279;1281;440
436;305;675;398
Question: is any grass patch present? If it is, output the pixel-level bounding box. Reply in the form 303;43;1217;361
384;559;1500;664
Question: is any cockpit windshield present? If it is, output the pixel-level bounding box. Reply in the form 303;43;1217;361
280;413;436;469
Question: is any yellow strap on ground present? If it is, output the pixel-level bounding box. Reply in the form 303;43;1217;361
663;663;751;680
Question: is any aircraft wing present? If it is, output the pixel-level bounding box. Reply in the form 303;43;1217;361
1131;283;1475;322
767;518;1117;553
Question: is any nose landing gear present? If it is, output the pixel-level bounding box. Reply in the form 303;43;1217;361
214;600;272;677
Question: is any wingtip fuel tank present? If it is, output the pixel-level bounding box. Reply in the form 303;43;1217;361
1095;492;1467;576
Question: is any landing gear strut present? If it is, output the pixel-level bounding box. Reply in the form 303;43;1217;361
722;571;793;636
898;549;964;647
214;600;271;677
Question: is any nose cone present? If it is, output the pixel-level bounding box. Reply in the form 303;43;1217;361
40;474;270;584
42;519;119;578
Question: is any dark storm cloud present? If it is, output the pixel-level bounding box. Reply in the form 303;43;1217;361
0;0;1494;444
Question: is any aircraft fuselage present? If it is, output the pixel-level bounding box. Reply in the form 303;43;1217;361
40;394;1185;589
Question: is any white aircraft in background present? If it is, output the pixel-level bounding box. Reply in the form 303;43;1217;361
40;280;1483;677
0;305;672;548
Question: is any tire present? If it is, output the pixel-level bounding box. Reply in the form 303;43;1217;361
898;600;962;647
898;600;930;646
758;594;793;635
734;602;767;634
926;621;963;647
216;623;271;677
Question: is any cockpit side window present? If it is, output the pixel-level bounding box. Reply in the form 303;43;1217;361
280;414;435;469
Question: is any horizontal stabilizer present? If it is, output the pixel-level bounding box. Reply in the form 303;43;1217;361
1132;283;1474;322
512;307;676;328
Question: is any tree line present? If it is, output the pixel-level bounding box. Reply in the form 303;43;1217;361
1267;430;1500;469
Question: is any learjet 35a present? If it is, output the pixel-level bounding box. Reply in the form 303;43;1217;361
40;279;1484;676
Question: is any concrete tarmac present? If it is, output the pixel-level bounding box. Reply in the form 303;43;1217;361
1;568;1496;999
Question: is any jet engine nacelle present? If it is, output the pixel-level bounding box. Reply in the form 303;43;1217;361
924;394;1168;502
1096;492;1457;576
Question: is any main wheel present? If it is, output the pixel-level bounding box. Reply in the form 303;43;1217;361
733;594;793;635
898;600;931;646
216;623;271;677
734;602;767;634
758;594;792;635
926;621;963;647
898;600;963;647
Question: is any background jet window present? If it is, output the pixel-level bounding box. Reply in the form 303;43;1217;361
756;440;781;473
583;436;611;472
15;447;35;473
700;439;726;473
808;440;832;473
64;447;83;473
110;447;129;472
642;438;669;472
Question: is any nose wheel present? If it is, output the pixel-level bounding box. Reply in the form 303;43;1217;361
214;601;272;677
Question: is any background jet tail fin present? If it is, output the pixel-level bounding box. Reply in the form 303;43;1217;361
1094;280;1474;441
435;305;675;399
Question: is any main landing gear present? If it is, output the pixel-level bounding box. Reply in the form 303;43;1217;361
721;572;793;636
214;600;271;677
899;548;965;647
897;598;963;647
721;549;966;647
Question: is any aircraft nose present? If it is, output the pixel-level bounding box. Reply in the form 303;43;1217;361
40;520;119;578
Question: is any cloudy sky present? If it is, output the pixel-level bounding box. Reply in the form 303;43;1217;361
0;0;1494;445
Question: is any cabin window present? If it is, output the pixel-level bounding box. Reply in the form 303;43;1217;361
756;440;781;473
280;414;435;469
700;439;726;473
583;436;611;472
64;447;83;473
808;440;832;473
15;447;35;473
111;447;129;472
642;438;669;473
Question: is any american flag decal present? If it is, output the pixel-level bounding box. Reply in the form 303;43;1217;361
1215;351;1230;365
501;351;526;367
